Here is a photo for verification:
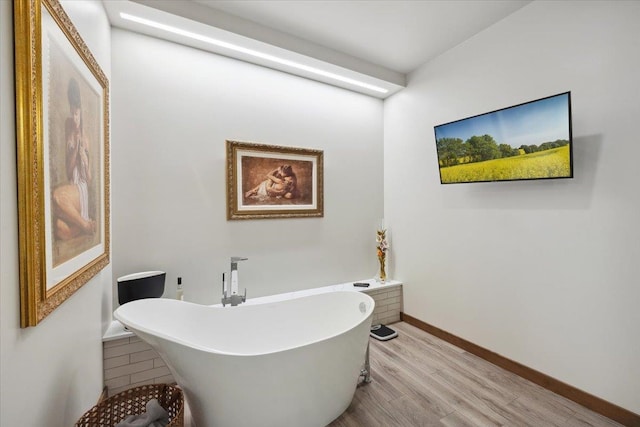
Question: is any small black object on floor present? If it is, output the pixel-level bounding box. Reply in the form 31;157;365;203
370;324;398;341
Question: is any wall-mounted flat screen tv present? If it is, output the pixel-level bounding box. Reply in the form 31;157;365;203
434;92;573;184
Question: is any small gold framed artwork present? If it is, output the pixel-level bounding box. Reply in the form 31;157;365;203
226;140;324;220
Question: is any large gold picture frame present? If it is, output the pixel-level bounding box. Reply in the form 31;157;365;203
227;140;324;220
14;0;110;327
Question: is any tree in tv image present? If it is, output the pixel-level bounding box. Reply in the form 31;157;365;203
434;93;572;184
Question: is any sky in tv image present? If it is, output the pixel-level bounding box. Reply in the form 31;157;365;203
435;93;570;148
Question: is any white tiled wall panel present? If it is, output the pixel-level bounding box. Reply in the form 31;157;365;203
103;337;173;396
366;286;403;325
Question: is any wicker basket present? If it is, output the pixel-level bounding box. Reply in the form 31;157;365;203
75;384;184;427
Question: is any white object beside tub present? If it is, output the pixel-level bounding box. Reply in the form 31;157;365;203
114;290;375;427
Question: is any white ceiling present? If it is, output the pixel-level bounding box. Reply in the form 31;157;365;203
192;0;532;74
110;0;532;97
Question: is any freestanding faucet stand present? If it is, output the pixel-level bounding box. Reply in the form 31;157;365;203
222;257;248;306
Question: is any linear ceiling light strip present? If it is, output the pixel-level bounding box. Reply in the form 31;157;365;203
120;13;389;94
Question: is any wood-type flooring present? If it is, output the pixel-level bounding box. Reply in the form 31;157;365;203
328;322;624;427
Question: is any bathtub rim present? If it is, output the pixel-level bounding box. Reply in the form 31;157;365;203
114;290;375;357
104;279;402;342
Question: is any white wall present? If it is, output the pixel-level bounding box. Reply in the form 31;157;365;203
0;1;112;425
385;0;640;413
111;29;384;306
7;0;635;422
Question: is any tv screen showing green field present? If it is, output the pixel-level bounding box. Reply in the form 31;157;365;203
434;92;573;184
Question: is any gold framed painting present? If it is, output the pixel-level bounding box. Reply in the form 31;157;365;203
226;140;324;220
14;0;110;327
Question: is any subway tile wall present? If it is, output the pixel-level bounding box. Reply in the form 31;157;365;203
103;335;173;396
368;285;402;325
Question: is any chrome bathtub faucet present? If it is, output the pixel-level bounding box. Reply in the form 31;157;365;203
222;256;248;306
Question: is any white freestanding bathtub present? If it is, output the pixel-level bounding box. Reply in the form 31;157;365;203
114;291;375;427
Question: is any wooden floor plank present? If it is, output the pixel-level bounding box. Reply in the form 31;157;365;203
565;406;629;427
440;409;501;427
328;322;625;427
428;368;513;426
370;346;455;418
386;394;444;427
394;322;467;355
434;364;518;406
